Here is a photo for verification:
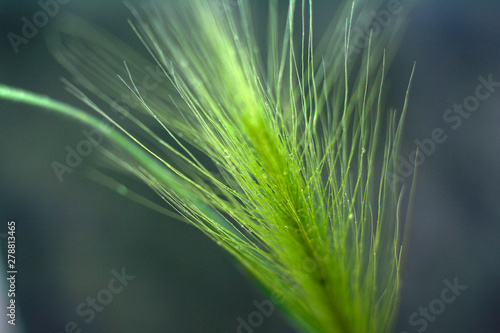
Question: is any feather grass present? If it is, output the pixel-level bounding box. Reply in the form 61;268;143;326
0;0;417;332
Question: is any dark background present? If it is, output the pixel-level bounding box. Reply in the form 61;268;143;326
0;1;499;332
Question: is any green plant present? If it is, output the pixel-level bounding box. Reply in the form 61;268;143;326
0;1;416;332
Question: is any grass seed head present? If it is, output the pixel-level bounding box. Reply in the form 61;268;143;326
1;1;417;332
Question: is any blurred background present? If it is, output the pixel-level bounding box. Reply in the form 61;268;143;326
0;0;499;332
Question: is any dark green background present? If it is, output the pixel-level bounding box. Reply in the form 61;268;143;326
1;1;499;332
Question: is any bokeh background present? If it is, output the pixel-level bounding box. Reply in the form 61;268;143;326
1;1;499;332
